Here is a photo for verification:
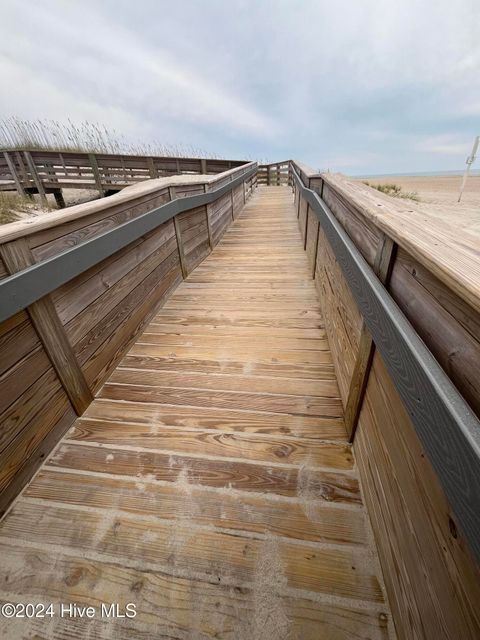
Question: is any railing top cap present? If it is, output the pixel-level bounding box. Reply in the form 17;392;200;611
0;162;256;244
298;167;480;316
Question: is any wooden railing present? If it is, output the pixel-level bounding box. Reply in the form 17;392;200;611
0;162;257;516
257;160;291;186
290;160;480;640
0;149;246;206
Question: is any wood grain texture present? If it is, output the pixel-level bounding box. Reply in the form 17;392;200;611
0;167;251;524
390;246;480;417
322;172;480;317
0;186;394;640
0;239;92;414
315;226;363;404
344;234;397;439
355;352;480;640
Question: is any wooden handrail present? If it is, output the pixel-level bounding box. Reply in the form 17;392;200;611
0;149;247;201
0;163;257;323
291;161;480;566
0;161;257;516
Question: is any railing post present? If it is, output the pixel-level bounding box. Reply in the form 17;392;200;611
88;154;105;197
344;234;397;441
0;239;93;414
3;151;27;197
147;157;158;179
169;186;188;279
204;183;214;249
24;151;47;206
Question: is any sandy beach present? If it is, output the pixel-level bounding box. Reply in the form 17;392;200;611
354;174;480;235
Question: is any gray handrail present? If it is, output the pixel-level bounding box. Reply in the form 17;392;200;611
0;164;257;323
291;162;480;564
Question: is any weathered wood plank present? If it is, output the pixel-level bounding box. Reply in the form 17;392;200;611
344;234;396;440
0;239;92;415
0;500;382;601
25;469;366;545
0;186;396;639
69;419;353;469
0;542;390;640
47;443;360;504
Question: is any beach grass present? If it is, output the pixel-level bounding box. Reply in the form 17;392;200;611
0;116;217;158
363;181;420;201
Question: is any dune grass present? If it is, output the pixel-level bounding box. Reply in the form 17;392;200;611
0;192;56;225
0;116;217;158
363;181;420;202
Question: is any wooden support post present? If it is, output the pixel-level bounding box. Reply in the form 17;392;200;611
200;159;207;174
267;166;271;186
276;164;280;186
3;151;27;197
16;151;29;184
303;177;312;250
312;221;320;279
230;178;236;220
59;152;68;178
344;234;397;441
88;154;105;197
120;156;128;182
204;184;213;249
169;186;187;279
0;239;93;415
176;159;181;174
304;206;309;250
147;157;158;179
23;151;48;206
53;189;66;209
45;162;57;184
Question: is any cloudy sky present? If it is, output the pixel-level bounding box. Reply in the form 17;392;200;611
1;0;479;174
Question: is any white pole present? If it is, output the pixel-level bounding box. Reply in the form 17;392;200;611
458;135;479;203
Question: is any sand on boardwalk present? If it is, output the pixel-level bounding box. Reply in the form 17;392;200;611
353;174;480;235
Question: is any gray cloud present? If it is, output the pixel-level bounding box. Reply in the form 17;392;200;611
1;0;479;173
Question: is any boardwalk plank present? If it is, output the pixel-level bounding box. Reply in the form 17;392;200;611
0;187;394;640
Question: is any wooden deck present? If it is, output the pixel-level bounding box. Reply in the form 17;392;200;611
0;187;394;639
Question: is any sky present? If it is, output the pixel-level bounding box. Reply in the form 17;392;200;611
0;0;479;174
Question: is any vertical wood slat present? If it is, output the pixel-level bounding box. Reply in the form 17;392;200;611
88;154;105;197
58;152;68;178
0;239;93;415
230;178;236;220
15;151;30;185
302;175;313;249
147;157;158;179
295;164;397;440
3;151;26;197
169;187;188;279
344;234;397;441
23;151;47;206
204;184;214;249
310;177;324;278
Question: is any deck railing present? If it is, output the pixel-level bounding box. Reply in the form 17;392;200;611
0;161;256;515
257;160;291;186
0;149;246;205
290;159;480;639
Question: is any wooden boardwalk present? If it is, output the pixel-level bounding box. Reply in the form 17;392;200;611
0;187;393;639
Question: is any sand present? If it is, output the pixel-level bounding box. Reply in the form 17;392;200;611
354;174;480;235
